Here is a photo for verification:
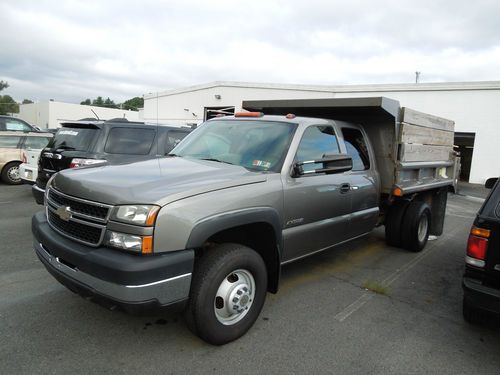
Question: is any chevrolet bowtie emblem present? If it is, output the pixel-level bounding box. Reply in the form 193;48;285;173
56;206;72;222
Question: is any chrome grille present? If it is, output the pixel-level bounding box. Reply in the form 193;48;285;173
48;188;110;222
46;188;112;247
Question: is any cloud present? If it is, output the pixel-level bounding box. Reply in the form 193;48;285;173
1;0;499;103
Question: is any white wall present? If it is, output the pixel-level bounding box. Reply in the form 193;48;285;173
144;82;500;184
18;101;141;129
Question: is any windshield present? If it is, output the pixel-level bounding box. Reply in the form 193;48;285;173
48;127;98;151
172;120;296;172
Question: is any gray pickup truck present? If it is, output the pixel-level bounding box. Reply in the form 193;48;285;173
32;97;456;345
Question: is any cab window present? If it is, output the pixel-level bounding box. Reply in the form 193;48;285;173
341;128;370;171
295;125;340;173
0;136;22;148
5;119;32;131
24;136;52;150
104;127;156;155
165;130;188;154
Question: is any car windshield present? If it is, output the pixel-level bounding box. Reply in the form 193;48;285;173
48;127;98;151
172;119;296;172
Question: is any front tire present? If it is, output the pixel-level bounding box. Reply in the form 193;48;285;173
185;243;267;345
1;162;22;185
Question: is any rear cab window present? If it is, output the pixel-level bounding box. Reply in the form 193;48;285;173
341;128;370;171
295;125;340;173
104;127;156;155
48;127;98;151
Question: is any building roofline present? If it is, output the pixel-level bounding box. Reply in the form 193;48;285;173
144;80;500;99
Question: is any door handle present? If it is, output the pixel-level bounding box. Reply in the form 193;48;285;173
340;183;350;194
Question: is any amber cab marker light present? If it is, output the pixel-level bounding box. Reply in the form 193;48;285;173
286;113;296;119
471;226;491;238
234;112;263;118
392;186;403;197
142;236;154;254
145;207;160;226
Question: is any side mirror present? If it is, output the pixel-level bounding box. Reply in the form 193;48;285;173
485;177;498;189
293;154;353;177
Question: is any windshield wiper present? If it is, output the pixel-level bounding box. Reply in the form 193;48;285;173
200;158;233;165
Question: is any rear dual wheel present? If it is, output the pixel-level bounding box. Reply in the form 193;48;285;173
385;200;431;252
185;243;267;345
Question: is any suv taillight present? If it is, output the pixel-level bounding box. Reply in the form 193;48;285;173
466;226;490;268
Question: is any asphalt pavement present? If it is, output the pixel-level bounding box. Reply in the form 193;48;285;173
1;184;499;374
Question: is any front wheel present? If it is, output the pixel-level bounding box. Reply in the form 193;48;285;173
1;162;22;185
185;243;267;345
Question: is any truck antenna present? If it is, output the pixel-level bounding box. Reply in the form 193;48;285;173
91;108;100;120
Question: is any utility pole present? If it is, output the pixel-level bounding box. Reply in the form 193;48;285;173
415;71;421;84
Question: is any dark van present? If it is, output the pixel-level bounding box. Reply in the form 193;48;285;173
33;119;191;204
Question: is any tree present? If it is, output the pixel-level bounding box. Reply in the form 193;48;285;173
122;96;144;111
92;96;104;107
103;97;118;109
80;98;91;105
0;95;19;115
22;99;34;104
0;80;8;92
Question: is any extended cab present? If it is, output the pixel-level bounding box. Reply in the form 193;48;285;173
32;97;455;345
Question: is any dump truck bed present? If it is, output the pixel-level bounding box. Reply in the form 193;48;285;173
243;97;455;196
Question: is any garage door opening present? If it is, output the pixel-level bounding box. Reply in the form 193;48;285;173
204;106;235;121
454;132;475;182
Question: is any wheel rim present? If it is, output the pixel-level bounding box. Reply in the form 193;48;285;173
8;166;20;182
214;269;255;326
417;214;429;243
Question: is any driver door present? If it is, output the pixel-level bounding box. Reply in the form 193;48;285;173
282;124;352;262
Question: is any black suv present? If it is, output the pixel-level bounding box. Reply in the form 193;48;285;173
463;177;500;322
32;119;191;204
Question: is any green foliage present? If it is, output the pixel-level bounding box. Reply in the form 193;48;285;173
122;96;144;111
0;95;19;115
22;99;34;104
103;97;118;108
0;80;8;92
80;98;91;105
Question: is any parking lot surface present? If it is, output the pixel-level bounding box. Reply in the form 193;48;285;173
1;184;499;374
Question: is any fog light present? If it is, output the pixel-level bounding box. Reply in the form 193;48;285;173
105;231;143;253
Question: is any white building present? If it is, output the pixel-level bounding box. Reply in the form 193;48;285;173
18;101;141;129
143;80;500;184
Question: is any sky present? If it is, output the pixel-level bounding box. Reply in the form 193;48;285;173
1;0;500;103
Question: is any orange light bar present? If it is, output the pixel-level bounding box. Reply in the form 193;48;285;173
392;186;403;197
286;113;296;119
145;206;160;226
142;236;153;254
234;112;263;118
471;226;491;238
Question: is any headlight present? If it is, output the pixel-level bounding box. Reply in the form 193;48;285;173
112;205;160;226
104;231;153;254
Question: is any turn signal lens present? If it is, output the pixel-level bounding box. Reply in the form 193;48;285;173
142;236;153;254
145;206;160;226
471;226;490;238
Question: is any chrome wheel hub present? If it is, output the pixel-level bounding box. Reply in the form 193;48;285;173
214;269;255;325
417;215;429;242
8;166;20;182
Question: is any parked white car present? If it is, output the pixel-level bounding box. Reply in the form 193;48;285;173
19;149;42;185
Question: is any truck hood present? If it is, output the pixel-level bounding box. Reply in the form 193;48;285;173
51;157;268;205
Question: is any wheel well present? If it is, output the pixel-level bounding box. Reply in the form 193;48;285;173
1;160;22;174
201;222;280;293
